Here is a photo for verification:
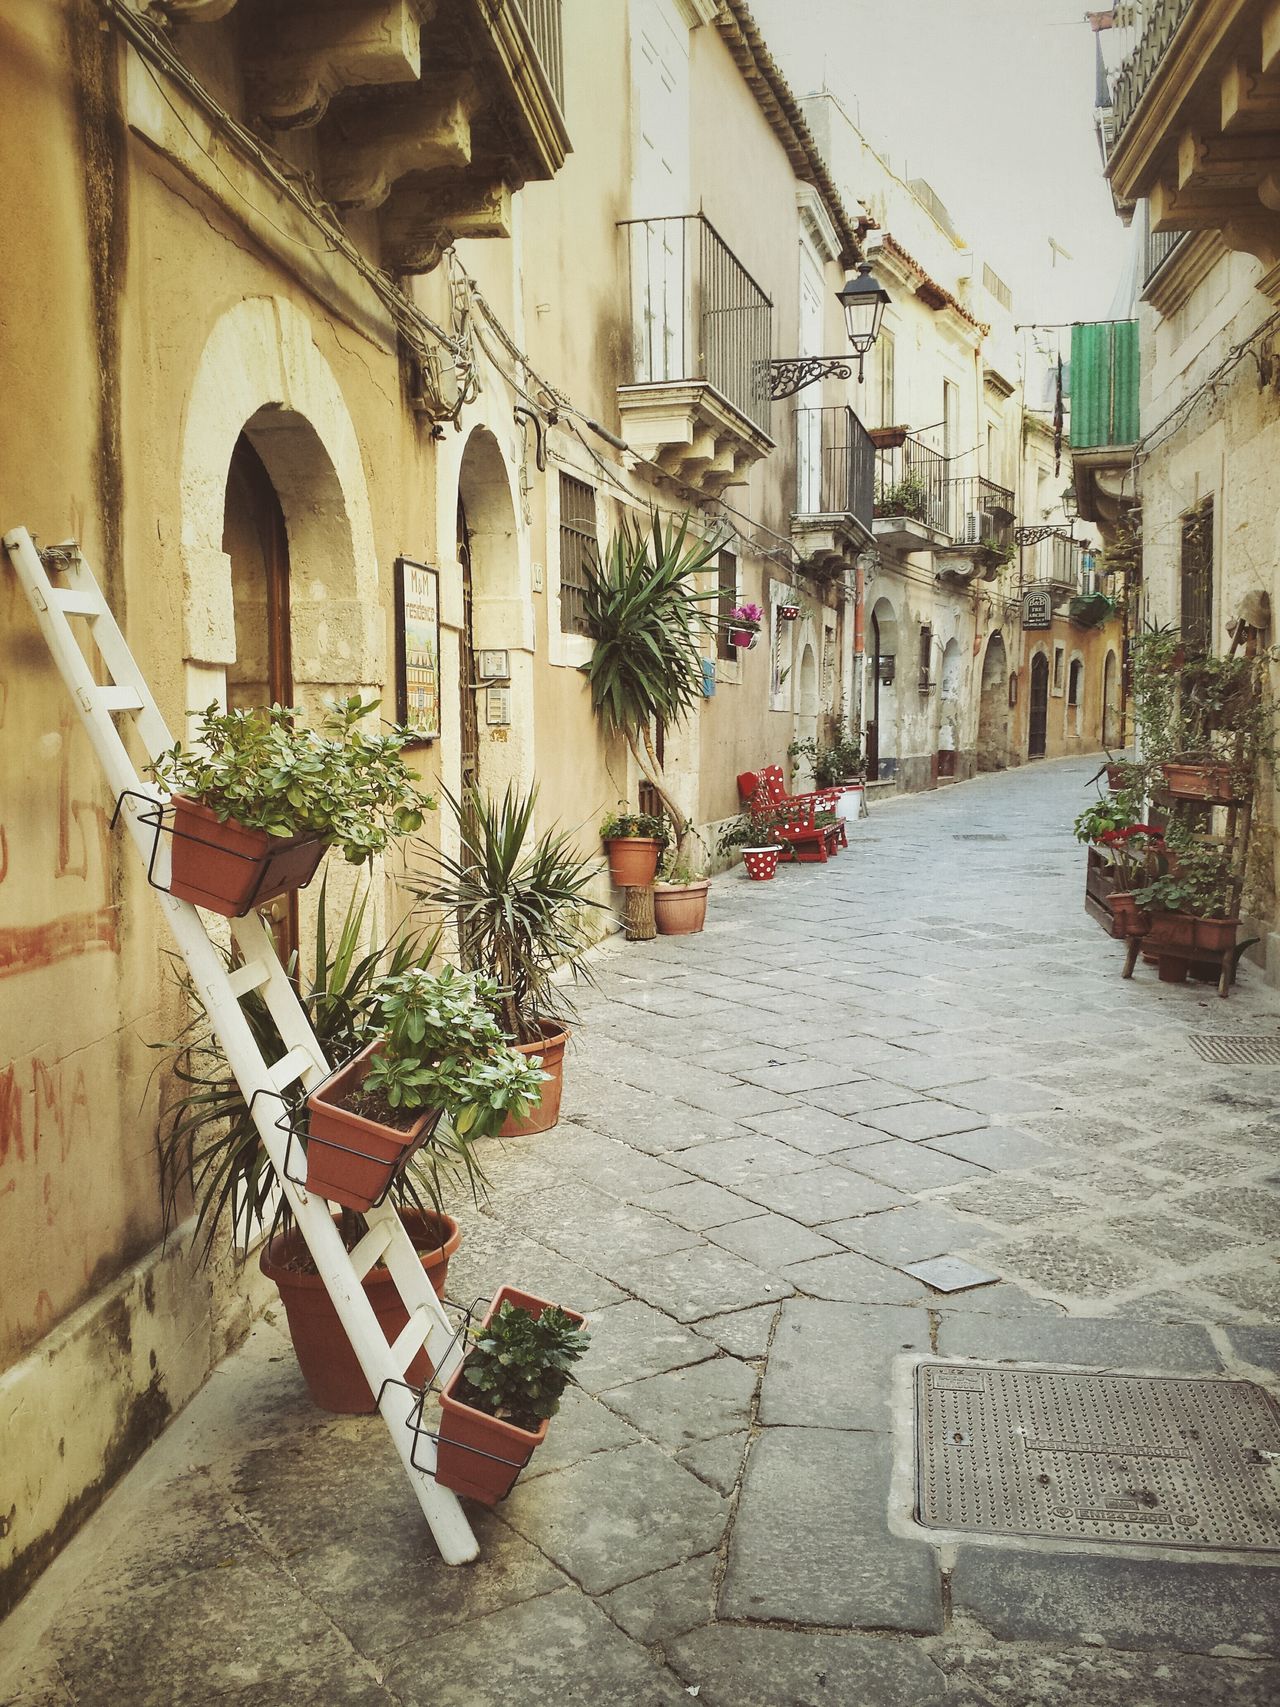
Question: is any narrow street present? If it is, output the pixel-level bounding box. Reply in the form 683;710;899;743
2;757;1277;1707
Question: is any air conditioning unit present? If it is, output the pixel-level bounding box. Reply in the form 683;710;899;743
959;510;995;545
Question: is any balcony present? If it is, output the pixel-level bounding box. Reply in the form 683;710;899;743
872;434;950;551
1070;319;1140;536
1104;0;1280;283
617;214;775;496
791;406;875;579
166;0;570;272
934;476;1017;585
1027;535;1086;605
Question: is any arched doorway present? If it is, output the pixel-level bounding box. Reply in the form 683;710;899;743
938;637;962;773
976;632;1008;771
1102;648;1121;749
797;640;819;752
455;429;530;799
868;596;898;781
1029;651;1049;759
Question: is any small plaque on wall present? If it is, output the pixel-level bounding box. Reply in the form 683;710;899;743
485;687;512;726
476;649;511;682
1021;588;1053;630
394;557;440;742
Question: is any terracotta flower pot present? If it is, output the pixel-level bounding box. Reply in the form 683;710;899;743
742;845;780;881
499;1021;569;1137
435;1284;586;1504
305;1042;443;1211
653;879;710;935
1147;911;1237;957
168;795;326;918
1159;761;1240;806
260;1209;460;1414
729;628;759;650
1107;891;1149;940
604;837;661;888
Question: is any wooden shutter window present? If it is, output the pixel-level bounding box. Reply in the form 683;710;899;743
717;551;737;661
559;474;597;635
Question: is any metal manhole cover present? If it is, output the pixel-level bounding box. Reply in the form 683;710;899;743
952;834;1009;842
916;1361;1280;1551
1188;1033;1280;1065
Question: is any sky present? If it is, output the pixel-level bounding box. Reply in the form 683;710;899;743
747;0;1135;326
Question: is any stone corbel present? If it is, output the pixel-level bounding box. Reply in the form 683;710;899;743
320;76;477;209
246;0;424;131
380;174;512;272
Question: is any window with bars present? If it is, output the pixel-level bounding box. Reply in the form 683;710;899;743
716;551;738;662
558;473;597;635
1180;498;1213;656
1068;659;1082;706
878;331;896;428
918;623;933;690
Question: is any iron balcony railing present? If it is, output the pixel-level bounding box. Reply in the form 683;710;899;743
516;0;564;110
873;434;950;535
620;213;774;436
1027;534;1085;593
1110;0;1195;143
1142;198;1187;286
947;475;1016;549
794;406;875;532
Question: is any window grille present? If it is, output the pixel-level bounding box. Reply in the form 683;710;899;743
717;552;738;662
559;473;597;635
1180;498;1213;655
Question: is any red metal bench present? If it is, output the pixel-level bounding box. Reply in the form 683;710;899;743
737;766;847;863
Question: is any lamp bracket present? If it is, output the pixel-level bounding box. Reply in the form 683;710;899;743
1014;524;1077;547
767;355;859;401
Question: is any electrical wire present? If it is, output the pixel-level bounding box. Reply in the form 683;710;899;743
1132;306;1280;469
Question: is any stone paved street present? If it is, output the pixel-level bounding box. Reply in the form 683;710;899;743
2;757;1278;1706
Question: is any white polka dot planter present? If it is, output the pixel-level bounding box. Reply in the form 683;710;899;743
742;845;781;881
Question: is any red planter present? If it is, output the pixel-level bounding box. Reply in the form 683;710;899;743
604;837;661;888
653;879;710;935
168;795;326;918
435;1284;586;1504
1159;761;1240;806
260;1210;460;1413
728;628;759;651
742;846;781;881
499;1022;569;1137
305;1042;443;1211
777;605;801;621
1146;912;1238;957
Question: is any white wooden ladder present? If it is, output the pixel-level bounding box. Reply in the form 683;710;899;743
3;526;479;1565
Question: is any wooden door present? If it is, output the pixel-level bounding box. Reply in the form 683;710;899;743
866;612;881;781
1029;652;1049;760
223;434;298;964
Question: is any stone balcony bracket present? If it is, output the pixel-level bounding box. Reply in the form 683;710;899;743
615;381;775;498
791;513;873;581
872;514;950;555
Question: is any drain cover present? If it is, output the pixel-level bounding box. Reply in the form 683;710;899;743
1188;1032;1280;1065
916;1361;1280;1551
952;833;1009;841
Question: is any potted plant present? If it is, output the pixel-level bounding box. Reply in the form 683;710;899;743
777;599;801;621
436;1286;589;1504
873;475;929;522
151;697;433;917
727;602;764;650
1094;824;1165;939
1074;788;1148;927
599;807;670;888
868;424;908;450
303;964;545;1211
581;510;720;877
1134;835;1237;982
653;839;711;934
419;784;604;1136
718;795;785;880
153;886;488;1412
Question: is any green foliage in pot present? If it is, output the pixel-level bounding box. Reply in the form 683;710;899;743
151;884;479;1261
457;1300;590;1432
1132;626;1274;798
1134;825;1234;920
718;792;786;854
418;784;605;1046
357;966;546;1137
788;733;863;788
874;476;929;521
152;697;434;864
581;510;720;856
599;808;670;849
1073;789;1145;846
658;826;709;885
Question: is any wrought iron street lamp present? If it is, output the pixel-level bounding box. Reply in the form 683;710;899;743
767;263;892;400
1015;485;1079;548
1060;482;1079;521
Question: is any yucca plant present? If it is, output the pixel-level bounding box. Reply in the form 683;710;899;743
150;882;483;1261
580;509;720;857
416;784;604;1045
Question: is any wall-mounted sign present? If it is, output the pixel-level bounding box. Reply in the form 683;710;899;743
485;687;512;726
1021;588;1053;630
394;557;440;742
476;649;511;683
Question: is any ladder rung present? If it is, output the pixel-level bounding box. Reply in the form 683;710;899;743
50;588;103;617
391;1308;433;1373
94;686;144;712
227;961;272;997
267;1045;315;1093
349;1222;396;1281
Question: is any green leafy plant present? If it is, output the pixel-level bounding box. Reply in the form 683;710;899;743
581;510;720;858
151;883;478;1261
356;965;546;1137
152;697;433;864
788;734;863;789
718;788;786;854
1073;789;1145;846
659;825;708;884
599;808;670;849
457;1299;590;1432
417;784;605;1045
1135;851;1234;921
1129;623;1183;765
874;476;929;521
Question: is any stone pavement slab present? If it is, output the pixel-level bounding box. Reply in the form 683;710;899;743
597;1354;757;1450
571;1298;714;1393
935;1311;1224;1371
668;1626;947;1707
941;1644;1280;1707
843;1140;990;1192
709;1210;841;1268
761;1299;930;1429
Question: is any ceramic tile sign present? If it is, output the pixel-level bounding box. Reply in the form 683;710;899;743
1021;588;1053;629
395;557;440;742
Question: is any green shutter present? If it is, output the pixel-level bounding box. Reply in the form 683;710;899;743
1070;321;1139;448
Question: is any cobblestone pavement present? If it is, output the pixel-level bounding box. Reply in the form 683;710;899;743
3;756;1279;1706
